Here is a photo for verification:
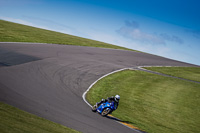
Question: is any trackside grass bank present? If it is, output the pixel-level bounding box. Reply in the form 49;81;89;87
144;67;200;82
0;20;133;51
86;68;200;133
0;102;80;133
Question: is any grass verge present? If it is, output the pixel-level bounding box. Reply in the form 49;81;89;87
0;102;80;133
0;20;134;51
144;67;200;82
86;69;200;133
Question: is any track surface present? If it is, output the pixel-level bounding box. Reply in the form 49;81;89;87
0;43;197;133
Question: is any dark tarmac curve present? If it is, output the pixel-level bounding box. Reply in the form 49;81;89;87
0;43;197;133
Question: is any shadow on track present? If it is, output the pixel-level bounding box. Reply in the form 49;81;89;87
0;48;41;66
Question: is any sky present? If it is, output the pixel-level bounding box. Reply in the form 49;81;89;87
0;0;200;66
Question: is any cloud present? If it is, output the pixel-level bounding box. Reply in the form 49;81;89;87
125;20;139;28
159;33;183;44
117;20;165;45
186;29;200;39
117;20;184;45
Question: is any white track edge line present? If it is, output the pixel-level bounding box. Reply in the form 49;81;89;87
82;68;130;108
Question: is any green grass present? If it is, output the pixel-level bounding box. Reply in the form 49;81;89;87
144;67;200;82
0;19;134;51
0;102;80;133
86;69;200;133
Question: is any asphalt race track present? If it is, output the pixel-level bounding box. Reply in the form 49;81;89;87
0;43;197;133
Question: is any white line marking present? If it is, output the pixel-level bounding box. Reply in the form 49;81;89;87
82;68;129;108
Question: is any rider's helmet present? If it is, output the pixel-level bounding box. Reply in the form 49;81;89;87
115;95;120;102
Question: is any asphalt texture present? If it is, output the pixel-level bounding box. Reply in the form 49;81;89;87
0;42;197;133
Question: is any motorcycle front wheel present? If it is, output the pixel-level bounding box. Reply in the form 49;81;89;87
101;108;111;117
92;105;97;112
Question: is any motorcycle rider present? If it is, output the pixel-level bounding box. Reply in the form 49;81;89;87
96;95;120;109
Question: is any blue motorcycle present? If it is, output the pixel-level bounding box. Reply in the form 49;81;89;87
92;101;117;116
